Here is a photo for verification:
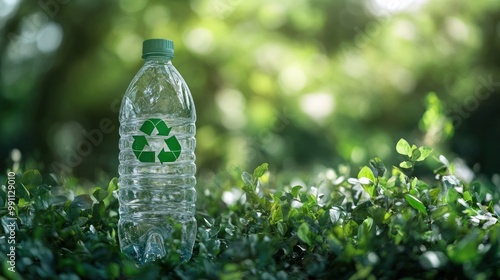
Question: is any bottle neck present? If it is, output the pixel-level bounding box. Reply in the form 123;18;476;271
143;56;172;64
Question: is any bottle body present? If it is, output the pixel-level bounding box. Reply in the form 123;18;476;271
118;57;196;264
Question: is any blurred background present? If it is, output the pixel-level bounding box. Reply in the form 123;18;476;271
1;0;499;183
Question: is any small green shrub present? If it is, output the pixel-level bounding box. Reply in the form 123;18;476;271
1;139;499;279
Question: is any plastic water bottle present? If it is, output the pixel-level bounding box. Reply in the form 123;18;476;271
117;38;197;264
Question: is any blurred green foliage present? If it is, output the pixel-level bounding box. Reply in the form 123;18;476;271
2;2;500;278
1;141;500;279
1;0;500;180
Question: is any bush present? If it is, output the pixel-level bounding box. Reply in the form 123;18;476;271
1;139;499;279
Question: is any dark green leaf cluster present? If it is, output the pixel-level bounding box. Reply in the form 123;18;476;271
1;139;500;279
0;173;128;279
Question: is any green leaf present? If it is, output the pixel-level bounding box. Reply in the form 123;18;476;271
357;217;374;247
70;194;93;210
291;185;302;197
433;165;448;175
369;157;386;178
22;170;42;190
31;184;50;197
51;195;68;206
107;177;118;192
92;201;106;220
277;221;287;236
92;188;109;202
361;184;376;198
33;190;51;211
0;207;9;217
411;148;421;161
358;166;375;184
447;230;481;263
487;200;494;213
358;166;376;198
77;217;88;226
271;204;283;224
463;191;472;203
246;191;259;205
396;139;412;157
399;161;413;169
446;188;460;207
343;220;359;238
439;155;450;166
416;146;433;161
429;188;441;203
16;182;30;199
410;177;419;189
241;171;253;186
405;194;427;215
252;163;269;179
352;201;371;224
331;191;346;206
297;222;312;246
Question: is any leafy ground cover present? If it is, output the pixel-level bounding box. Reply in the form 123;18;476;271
1;139;500;279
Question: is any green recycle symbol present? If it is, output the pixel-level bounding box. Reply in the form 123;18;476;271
132;118;181;163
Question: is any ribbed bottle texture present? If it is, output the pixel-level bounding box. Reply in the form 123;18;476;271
117;45;196;264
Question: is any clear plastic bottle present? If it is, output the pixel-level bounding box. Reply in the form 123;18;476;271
117;39;196;264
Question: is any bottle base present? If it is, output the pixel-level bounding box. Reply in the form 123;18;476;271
118;217;196;264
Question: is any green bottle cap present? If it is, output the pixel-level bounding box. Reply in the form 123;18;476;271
142;39;174;59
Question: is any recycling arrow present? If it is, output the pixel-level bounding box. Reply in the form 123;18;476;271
131;118;182;164
132;135;155;162
139;118;171;136
159;135;182;163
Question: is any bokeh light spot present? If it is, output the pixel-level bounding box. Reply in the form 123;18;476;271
258;3;286;29
279;66;306;94
115;33;143;63
388;67;416;94
0;0;20;19
351;146;366;163
216;88;247;130
183;28;214;55
341;53;368;78
51;121;84;157
368;0;427;16
36;22;63;53
445;17;469;42
255;43;287;73
392;19;417;41
10;148;21;162
249;71;274;95
299;92;334;122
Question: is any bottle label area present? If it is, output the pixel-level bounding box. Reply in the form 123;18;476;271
131;118;181;163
